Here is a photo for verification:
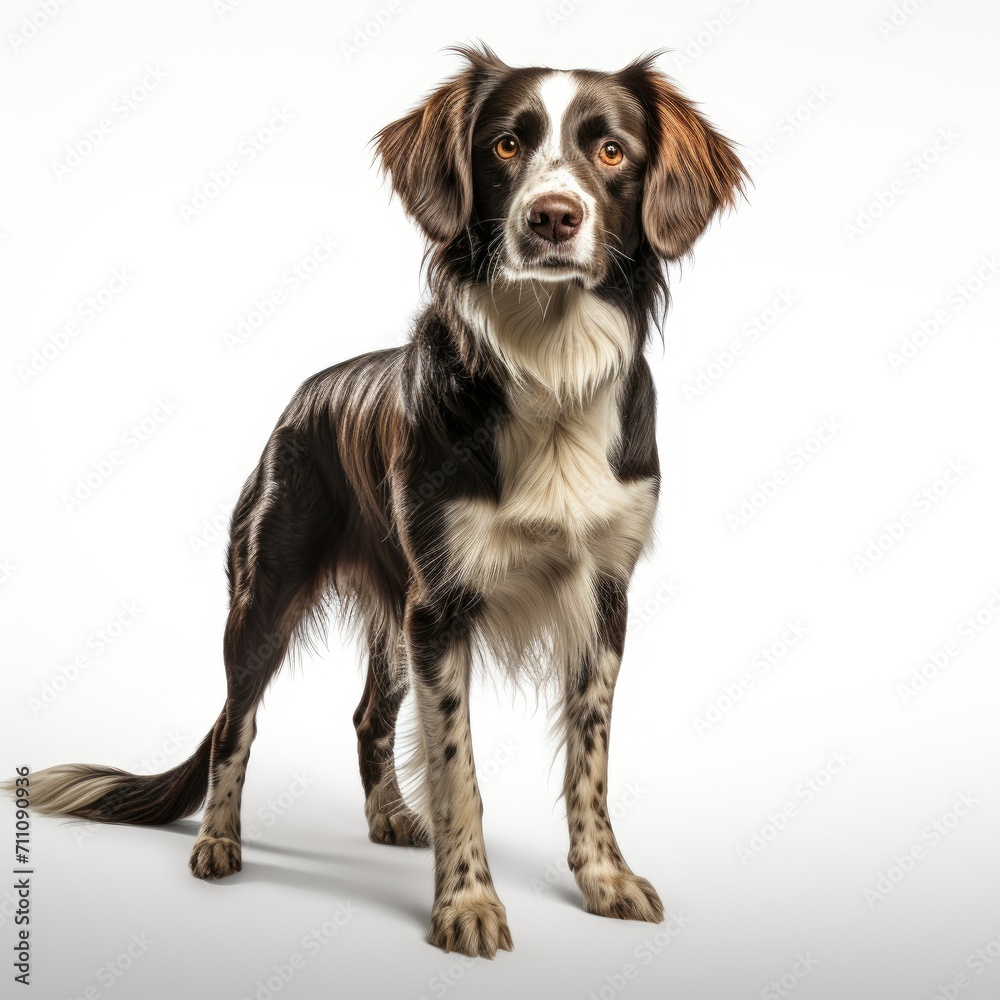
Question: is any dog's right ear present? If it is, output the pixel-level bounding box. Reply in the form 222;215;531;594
375;45;503;244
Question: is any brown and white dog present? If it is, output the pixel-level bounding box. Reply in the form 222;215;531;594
15;45;745;958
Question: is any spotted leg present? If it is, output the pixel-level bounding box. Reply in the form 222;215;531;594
405;590;513;958
563;576;664;922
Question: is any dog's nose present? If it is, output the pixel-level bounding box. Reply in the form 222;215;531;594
526;195;583;243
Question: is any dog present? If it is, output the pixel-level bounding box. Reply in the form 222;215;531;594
13;45;745;958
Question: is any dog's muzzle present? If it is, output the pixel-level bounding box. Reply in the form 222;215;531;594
525;194;584;244
505;181;599;284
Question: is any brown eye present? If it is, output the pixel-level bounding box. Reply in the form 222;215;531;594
599;141;624;166
495;135;519;160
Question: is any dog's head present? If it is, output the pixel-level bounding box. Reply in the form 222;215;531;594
375;45;746;290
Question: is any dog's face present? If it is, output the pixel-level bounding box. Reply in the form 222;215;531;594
469;69;650;287
376;46;746;288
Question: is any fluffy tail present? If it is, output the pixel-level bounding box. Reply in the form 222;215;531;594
6;727;215;825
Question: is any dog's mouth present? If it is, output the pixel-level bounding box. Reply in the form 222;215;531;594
505;238;596;281
531;251;581;269
507;252;597;286
504;261;591;287
537;255;579;270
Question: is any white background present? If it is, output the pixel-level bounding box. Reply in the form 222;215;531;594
2;1;999;998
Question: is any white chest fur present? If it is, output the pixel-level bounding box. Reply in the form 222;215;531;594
449;383;654;571
463;280;634;401
448;284;658;672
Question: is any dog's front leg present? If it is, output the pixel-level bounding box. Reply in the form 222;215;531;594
405;591;513;958
563;576;664;923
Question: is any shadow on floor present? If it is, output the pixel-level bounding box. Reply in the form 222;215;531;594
145;818;431;927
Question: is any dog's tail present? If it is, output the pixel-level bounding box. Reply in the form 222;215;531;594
5;723;216;825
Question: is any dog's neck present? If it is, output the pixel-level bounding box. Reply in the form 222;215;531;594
461;281;634;408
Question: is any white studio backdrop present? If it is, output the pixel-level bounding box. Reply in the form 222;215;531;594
1;1;998;998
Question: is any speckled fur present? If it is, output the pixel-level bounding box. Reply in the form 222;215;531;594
9;46;744;959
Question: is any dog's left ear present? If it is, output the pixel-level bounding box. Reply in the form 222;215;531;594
620;57;747;260
375;45;503;244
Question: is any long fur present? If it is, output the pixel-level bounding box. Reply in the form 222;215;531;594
5;45;746;959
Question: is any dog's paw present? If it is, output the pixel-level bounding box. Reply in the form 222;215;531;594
427;891;514;959
368;806;431;848
189;836;242;879
577;868;664;923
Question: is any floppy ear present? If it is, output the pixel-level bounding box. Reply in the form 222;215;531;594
620;57;747;260
374;46;504;244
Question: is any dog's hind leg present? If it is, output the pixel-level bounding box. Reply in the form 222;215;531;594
353;619;430;846
189;427;337;880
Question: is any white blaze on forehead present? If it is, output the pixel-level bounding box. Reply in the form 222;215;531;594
537;71;578;158
508;70;597;278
